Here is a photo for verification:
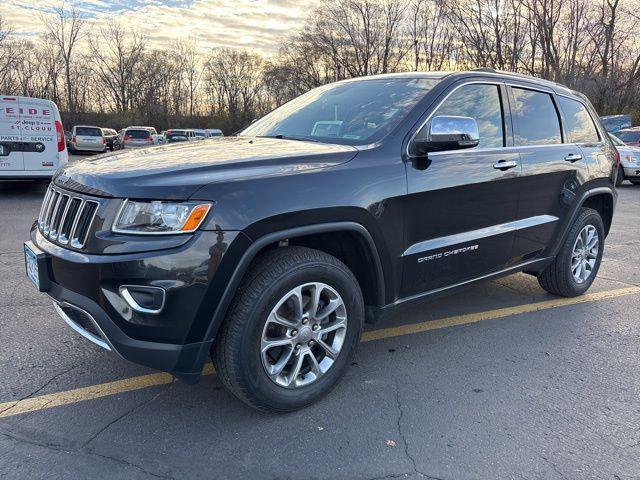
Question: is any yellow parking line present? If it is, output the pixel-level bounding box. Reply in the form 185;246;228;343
0;286;638;419
362;286;640;342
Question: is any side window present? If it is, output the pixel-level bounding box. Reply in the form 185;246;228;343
417;84;504;149
558;96;599;144
511;88;562;146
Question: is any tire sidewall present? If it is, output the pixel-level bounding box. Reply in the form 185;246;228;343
237;261;363;411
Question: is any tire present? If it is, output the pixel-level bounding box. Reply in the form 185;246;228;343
212;246;364;412
630;179;640;185
538;207;605;297
615;165;624;186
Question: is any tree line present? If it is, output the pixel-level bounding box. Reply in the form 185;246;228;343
1;0;640;134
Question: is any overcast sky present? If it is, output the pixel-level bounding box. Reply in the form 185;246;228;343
0;0;309;55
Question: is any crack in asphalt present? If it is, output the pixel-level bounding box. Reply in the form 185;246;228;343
81;379;176;450
0;367;74;416
597;275;640;288
0;368;177;479
393;381;445;480
0;429;173;480
538;454;568;480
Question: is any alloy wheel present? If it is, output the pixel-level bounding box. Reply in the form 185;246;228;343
260;282;347;388
571;224;599;284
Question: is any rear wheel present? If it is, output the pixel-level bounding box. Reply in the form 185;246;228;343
630;179;640;185
212;246;364;412
538;207;604;297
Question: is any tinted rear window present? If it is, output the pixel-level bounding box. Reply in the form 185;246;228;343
558;97;599;144
76;127;102;136
511;88;562;146
126;129;151;139
618;131;640;143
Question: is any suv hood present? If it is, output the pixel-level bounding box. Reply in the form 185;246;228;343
54;137;358;199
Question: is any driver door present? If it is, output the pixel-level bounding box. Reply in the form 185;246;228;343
401;82;521;298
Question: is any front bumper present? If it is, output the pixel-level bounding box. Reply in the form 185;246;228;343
31;226;247;381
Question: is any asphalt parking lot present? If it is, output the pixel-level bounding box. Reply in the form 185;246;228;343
0;171;639;479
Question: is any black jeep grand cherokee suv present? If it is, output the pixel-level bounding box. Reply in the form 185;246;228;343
25;70;618;412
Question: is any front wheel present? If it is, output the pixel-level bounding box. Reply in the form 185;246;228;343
538;207;605;297
212;246;364;412
615;165;625;186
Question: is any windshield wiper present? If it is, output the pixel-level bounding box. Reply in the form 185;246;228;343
258;134;320;143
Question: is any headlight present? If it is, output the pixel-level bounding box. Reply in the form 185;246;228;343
113;200;211;235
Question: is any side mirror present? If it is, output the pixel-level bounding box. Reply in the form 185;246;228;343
412;115;480;155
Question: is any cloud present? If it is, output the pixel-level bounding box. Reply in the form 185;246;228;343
0;0;309;55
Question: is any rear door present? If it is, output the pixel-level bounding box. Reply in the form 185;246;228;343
557;95;611;178
21;98;58;171
0;97;24;172
509;85;589;262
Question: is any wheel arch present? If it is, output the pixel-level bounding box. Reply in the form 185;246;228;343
549;186;616;260
205;222;385;344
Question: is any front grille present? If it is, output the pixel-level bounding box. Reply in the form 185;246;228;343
38;185;100;249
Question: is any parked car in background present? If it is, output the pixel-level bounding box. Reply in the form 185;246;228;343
69;126;106;154
165;129;196;143
122;127;155;148
193;129;207;140
610;133;640;185
102;128;122;151
64;131;72;150
0;95;68;179
125;126;162;145
205;128;224;138
617;127;640;147
601;114;632;134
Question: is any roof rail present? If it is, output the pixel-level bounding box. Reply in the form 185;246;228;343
467;67;570;91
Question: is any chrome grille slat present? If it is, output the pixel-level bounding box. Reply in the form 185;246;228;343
68;199;86;246
41;189;56;231
37;184;101;250
59;198;82;244
38;187;53;227
43;192;61;235
50;195;70;240
71;201;99;249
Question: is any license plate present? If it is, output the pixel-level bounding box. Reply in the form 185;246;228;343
24;243;40;289
24;241;48;291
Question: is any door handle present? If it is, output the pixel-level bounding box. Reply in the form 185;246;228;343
493;160;518;170
564;153;583;162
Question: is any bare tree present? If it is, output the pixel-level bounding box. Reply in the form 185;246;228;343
89;22;146;112
42;5;86;116
205;49;264;132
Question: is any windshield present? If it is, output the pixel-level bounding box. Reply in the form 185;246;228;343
618;131;640;143
76;127;102;136
240;78;440;145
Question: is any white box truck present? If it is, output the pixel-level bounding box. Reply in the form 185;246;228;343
0;95;68;179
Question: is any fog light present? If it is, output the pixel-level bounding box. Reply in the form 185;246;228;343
118;285;166;314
